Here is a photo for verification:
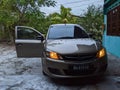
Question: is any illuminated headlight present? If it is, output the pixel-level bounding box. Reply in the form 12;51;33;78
97;48;106;58
46;51;62;60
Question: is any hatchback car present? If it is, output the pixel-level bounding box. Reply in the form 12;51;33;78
15;24;107;78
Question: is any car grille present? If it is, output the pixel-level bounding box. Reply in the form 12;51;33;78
62;53;97;62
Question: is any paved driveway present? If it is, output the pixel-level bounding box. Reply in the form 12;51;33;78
0;44;120;90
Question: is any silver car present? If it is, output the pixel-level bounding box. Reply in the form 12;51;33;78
15;24;107;78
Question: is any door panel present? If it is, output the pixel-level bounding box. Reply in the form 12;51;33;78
15;26;44;57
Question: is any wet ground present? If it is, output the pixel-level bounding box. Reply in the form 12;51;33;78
0;43;120;90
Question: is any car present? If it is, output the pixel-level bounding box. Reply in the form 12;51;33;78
15;24;107;78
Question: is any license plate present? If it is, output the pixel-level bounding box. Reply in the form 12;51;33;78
72;65;89;70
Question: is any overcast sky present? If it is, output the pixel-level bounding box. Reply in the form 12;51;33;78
41;0;104;16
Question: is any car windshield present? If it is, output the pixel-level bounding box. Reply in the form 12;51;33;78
47;25;89;39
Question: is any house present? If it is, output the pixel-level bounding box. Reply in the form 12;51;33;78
103;0;120;57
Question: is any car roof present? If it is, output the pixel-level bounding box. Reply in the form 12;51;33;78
50;24;84;30
51;24;79;27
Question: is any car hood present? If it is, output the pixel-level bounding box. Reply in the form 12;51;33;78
46;39;98;54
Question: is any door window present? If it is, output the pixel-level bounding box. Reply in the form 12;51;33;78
17;27;40;39
74;26;89;38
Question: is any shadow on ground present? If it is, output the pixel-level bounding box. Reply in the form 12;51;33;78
49;76;106;86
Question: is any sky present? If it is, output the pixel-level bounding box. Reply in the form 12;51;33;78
41;0;104;16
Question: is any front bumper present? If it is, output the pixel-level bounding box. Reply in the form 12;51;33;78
42;56;107;78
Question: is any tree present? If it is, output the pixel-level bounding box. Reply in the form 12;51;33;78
0;9;18;41
78;5;104;40
47;5;78;24
0;0;56;42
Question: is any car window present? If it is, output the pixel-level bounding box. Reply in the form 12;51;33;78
47;25;89;39
74;26;89;38
48;25;74;39
17;27;40;39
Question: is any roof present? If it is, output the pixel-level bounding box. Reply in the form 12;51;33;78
50;24;84;30
51;24;79;26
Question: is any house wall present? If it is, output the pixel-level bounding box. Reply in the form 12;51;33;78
103;31;120;57
103;0;120;58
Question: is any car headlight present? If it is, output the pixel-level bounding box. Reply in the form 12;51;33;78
46;51;62;60
97;48;106;58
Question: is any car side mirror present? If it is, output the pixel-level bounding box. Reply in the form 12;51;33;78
36;35;44;41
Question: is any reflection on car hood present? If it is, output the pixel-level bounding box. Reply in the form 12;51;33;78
46;39;98;54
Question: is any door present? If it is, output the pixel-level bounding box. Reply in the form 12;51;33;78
15;26;44;57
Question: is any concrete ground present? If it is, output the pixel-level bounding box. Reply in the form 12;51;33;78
0;43;120;90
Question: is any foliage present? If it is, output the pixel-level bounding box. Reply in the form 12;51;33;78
47;5;78;24
0;0;56;42
78;5;104;40
0;1;103;42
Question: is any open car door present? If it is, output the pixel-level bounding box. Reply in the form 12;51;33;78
15;26;44;57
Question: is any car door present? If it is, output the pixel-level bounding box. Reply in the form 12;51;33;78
15;26;44;57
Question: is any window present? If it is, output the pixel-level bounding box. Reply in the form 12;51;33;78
17;27;40;39
47;25;88;39
107;5;120;36
74;26;88;38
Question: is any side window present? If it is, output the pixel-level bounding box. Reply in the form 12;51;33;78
17;27;40;39
74;26;88;38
